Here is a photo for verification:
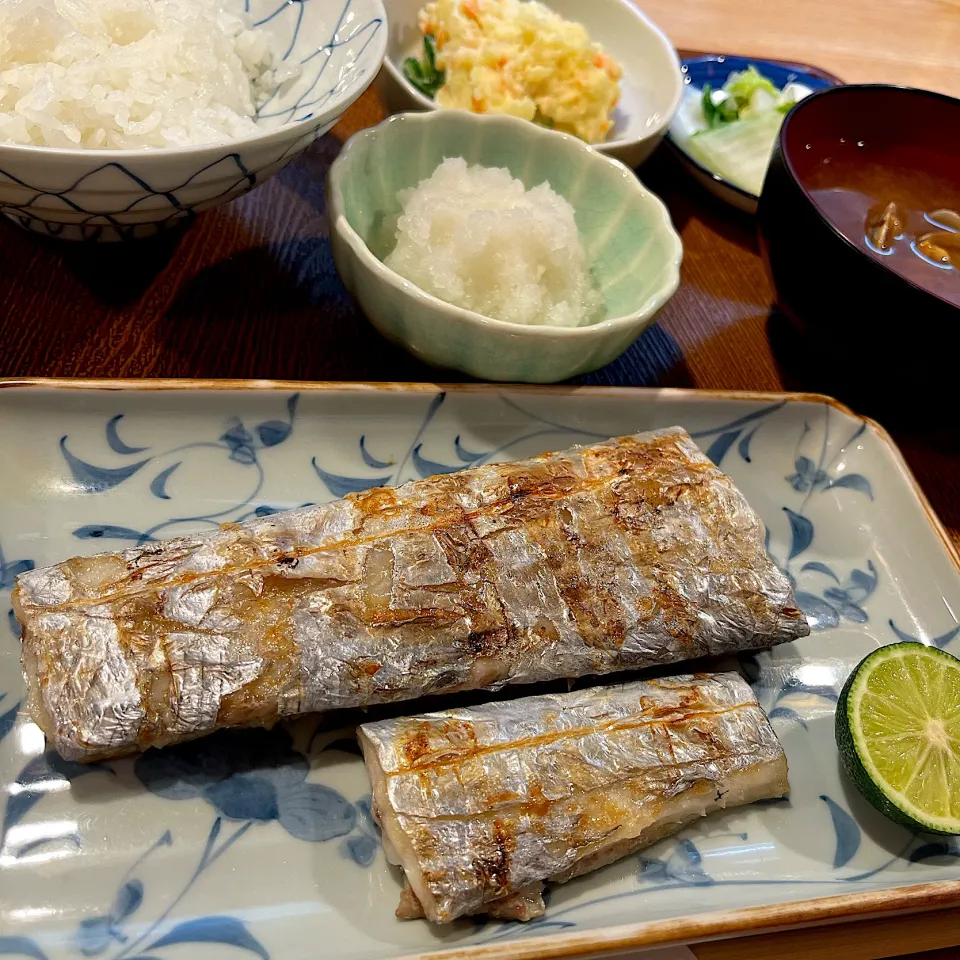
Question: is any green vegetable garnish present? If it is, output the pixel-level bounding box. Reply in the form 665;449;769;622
423;33;440;76
723;65;778;107
718;97;739;123
698;67;783;130
700;84;738;129
403;35;446;98
701;83;719;127
680;68;811;192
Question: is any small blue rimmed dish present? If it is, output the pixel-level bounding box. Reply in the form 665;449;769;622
666;54;840;213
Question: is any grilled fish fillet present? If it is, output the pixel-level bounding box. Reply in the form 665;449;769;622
358;672;789;924
14;428;807;762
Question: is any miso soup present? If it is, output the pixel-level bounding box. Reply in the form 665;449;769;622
804;145;960;306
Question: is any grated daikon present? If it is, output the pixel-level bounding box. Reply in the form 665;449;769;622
0;0;297;149
384;158;604;328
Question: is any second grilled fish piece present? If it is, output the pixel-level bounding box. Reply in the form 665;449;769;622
15;427;807;762
358;672;789;924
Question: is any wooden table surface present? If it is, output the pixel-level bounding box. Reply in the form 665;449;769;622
1;0;959;956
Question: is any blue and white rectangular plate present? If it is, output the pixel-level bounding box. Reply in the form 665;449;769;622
2;380;959;960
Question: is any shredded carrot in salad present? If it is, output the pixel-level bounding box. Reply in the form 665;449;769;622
417;0;622;143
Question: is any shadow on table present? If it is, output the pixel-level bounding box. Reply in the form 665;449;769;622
766;308;960;537
159;237;445;382
580;323;694;388
766;308;956;427
10;220;190;307
641;145;759;257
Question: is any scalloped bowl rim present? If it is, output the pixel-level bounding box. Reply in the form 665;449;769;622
380;0;683;155
0;0;388;162
327;110;684;340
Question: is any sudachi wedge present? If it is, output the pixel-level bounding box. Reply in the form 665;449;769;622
836;642;960;834
14;427;808;762
358;672;790;923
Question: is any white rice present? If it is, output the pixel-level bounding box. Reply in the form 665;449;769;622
385;158;604;328
0;0;296;149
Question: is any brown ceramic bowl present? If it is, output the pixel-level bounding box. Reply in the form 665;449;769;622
757;85;960;386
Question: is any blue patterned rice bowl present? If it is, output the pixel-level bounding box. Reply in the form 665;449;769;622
0;0;386;241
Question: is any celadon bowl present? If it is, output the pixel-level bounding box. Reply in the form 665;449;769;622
327;110;683;382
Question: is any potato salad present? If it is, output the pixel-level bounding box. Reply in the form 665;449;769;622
407;0;622;144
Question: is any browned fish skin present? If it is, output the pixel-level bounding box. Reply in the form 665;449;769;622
14;428;808;761
358;673;789;924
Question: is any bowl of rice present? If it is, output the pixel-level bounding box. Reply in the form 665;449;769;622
327;110;682;382
0;0;387;240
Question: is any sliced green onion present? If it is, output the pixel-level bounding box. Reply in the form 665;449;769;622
424;34;440;76
701;84;719;128
723;65;779;108
403;35;446;98
718;97;739;123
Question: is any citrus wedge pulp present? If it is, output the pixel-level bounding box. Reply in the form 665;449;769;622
836;641;960;835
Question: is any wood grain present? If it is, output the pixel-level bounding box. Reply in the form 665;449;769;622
0;4;958;957
641;0;960;98
694;907;960;960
